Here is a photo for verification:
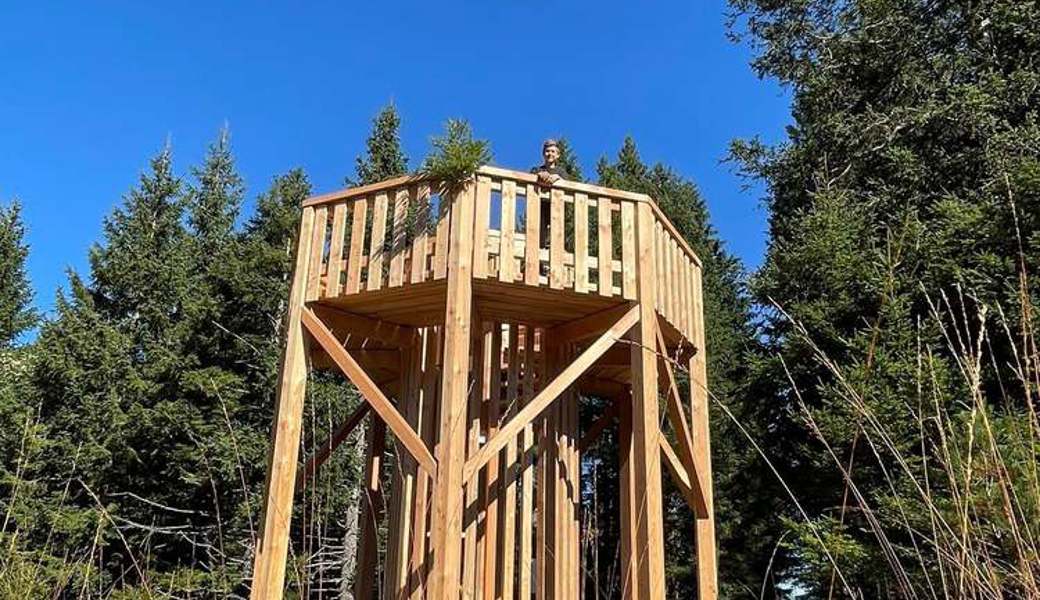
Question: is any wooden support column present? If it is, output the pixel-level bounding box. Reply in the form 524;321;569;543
428;181;476;600
617;389;639;600
355;417;387;599
627;202;666;600
690;267;717;600
250;206;316;600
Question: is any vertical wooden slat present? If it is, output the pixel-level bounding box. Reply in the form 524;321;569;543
630;202;666;600
305;205;328;302
389;187;410;287
524;185;541;286
518;326;536;600
346;198;368;295
597;197;613;297
621;201;637;300
665;238;677;326
433;197;451;280
367;192;390;291
410;185;431;284
501;324;520;600
323;203;347;298
482;325;503;600
427;181;475;600
680;257;692;340
473;176;492;279
355;417;387;600
535;344;555;600
409;328;440;600
462;321;487;597
574;192;590;293
499;180;517;283
549;188;565;289
654;222;666;319
249;206;315;600
569;369;581;600
690;264;717;600
386;342;422;599
617;392;639;600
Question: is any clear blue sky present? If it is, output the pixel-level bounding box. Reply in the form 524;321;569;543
1;1;789;315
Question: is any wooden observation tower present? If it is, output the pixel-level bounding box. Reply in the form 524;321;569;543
250;166;717;599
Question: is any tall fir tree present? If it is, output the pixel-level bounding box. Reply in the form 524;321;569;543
729;0;1040;594
349;103;409;186
0;201;35;347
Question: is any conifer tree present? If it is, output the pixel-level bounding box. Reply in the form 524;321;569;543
349;103;409;185
0;201;34;346
729;0;1040;594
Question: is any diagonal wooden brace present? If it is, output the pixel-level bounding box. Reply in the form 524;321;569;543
296;402;370;490
660;437;707;517
463;303;641;483
301;308;437;476
656;320;708;517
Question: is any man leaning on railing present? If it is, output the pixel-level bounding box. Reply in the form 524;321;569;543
532;139;571;253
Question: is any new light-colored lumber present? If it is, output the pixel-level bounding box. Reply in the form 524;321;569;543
628;202;666;600
549;303;635;346
325;203;347;298
597;197;613;297
355;416;387;600
305;205;328;302
367;192;390;291
463;303;640;481
656;323;708;517
389;187;410;287
346;198;368;294
296;402;371;490
500;180;517;283
549;188;565;289
482;325;503;600
410;184;431;284
461;319;485;597
427;180;476;600
500;324;520;600
690;265;717;600
518;326;536;600
433;197;450;279
621;201;637;300
250;205;316;600
301;308;436;475
473;176;492;279
524;184;541;285
574;192;589;293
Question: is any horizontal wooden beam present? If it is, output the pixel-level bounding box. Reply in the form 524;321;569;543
302;173;425;207
311;304;418;348
464;303;640;482
301;308;436;475
548;303;635;346
296;403;370;490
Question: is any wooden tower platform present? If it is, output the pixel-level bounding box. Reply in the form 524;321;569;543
249;166;717;599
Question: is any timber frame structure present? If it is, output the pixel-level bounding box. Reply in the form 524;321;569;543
250;166;717;599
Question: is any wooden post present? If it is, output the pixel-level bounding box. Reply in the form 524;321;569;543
427;181;476;600
250;206;316;600
690;266;717;600
627;202;666;599
355;417;387;599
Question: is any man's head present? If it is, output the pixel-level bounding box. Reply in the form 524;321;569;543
542;138;560;167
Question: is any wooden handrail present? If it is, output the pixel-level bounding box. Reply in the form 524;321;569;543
299;164;702;267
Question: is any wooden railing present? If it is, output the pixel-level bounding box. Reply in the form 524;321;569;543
300;166;702;342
